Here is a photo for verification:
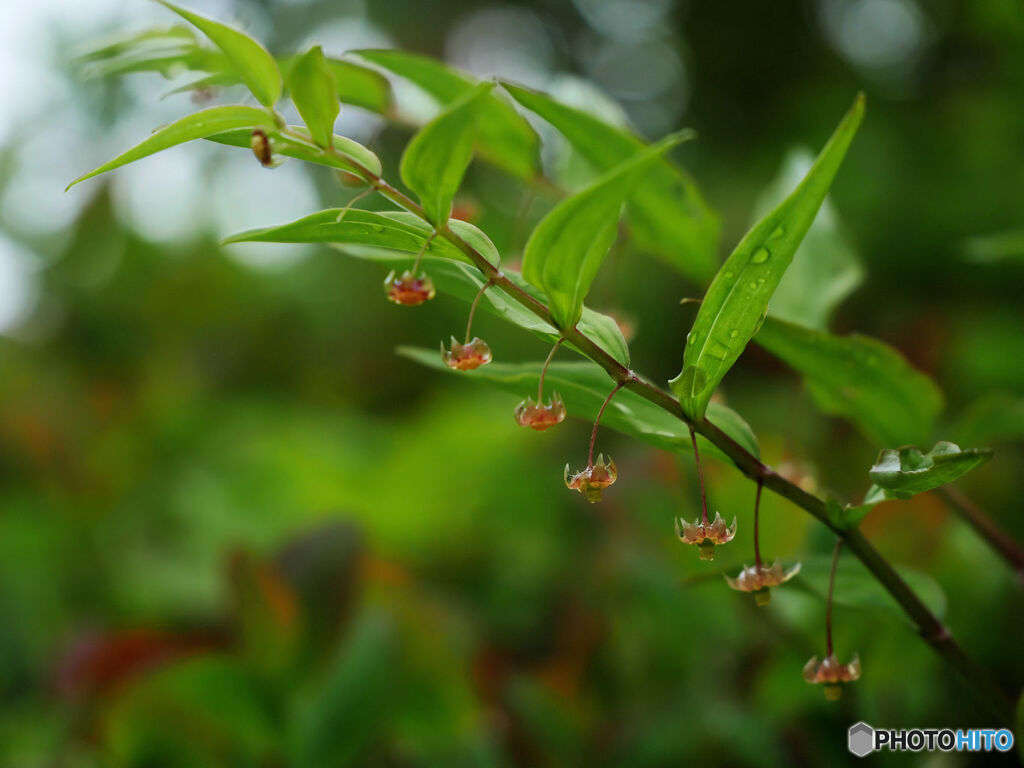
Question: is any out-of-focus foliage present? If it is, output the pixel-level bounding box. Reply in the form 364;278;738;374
1;0;1023;766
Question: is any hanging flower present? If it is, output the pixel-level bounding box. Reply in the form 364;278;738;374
250;128;276;167
675;512;737;561
514;393;566;431
441;336;492;370
384;270;436;306
564;454;617;503
803;653;861;700
725;560;801;605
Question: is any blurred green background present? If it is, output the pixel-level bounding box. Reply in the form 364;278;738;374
1;0;1023;765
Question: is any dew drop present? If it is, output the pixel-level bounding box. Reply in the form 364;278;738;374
751;247;770;264
724;270;735;279
770;225;786;240
729;329;739;338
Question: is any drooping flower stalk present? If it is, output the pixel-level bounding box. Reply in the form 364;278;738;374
803;538;860;699
334;186;376;223
826;537;841;657
589;382;623;468
689;427;709;526
754;479;763;569
463;279;493;345
442;279;494;370
515;339;566;430
538;338;563;402
565;382;622;502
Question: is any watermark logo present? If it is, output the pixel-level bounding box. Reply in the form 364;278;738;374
847;722;1014;757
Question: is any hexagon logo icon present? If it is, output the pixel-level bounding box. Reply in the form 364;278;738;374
848;722;875;757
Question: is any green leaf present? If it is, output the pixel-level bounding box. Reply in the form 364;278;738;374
324;58;392;114
825;485;887;530
398;349;759;465
752;148;863;330
670;93;866;421
222;208;472;262
225;211;628;364
205;125;382;176
523;130;692;330
66;105;276;190
287;46;339;148
754;316;943;447
156;0;281;107
502;81;718;282
869;441;993;499
400;81;493;226
356;49;539;179
76;25;226;79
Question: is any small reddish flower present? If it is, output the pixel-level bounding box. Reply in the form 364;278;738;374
564;454;617;503
675;512;737;561
441;336;492;371
384;270;436;306
514;393;566;431
725;560;801;605
803;653;861;700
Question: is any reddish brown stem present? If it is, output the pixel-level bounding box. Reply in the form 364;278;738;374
826;538;843;657
589;383;623;467
939;486;1024;583
754;480;764;569
689;427;709;526
538;338;563;401
464;279;493;344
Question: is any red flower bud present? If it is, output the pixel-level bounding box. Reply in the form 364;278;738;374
803;653;861;700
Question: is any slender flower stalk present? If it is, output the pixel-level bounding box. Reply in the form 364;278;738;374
754;479;763;569
463;279;493;345
726;481;799;604
538;338;563;402
515;339;566;430
804;539;861;699
690;427;709;526
335;186;376;222
299;128;1014;722
442;279;494;370
565;383;622;502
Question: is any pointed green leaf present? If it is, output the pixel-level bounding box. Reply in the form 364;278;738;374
398;349;758;465
869;441;993;499
356;49;539;179
400;82;493;226
156;0;281;107
752;148;863;330
323;58;392;114
222;208;473;263
671;94;866;421
205;125;381;176
502;81;718;282
287;46;339;148
66;105;275;189
523;130;692;330
224;210;628;364
754;316;942;447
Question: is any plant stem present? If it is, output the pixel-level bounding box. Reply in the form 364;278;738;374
411;233;434;276
335;186;375;222
589;383;623;467
826;538;842;656
464;279;493;344
538;338;563;402
754;480;763;569
308;142;1016;724
689;427;709;526
938;486;1024;583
